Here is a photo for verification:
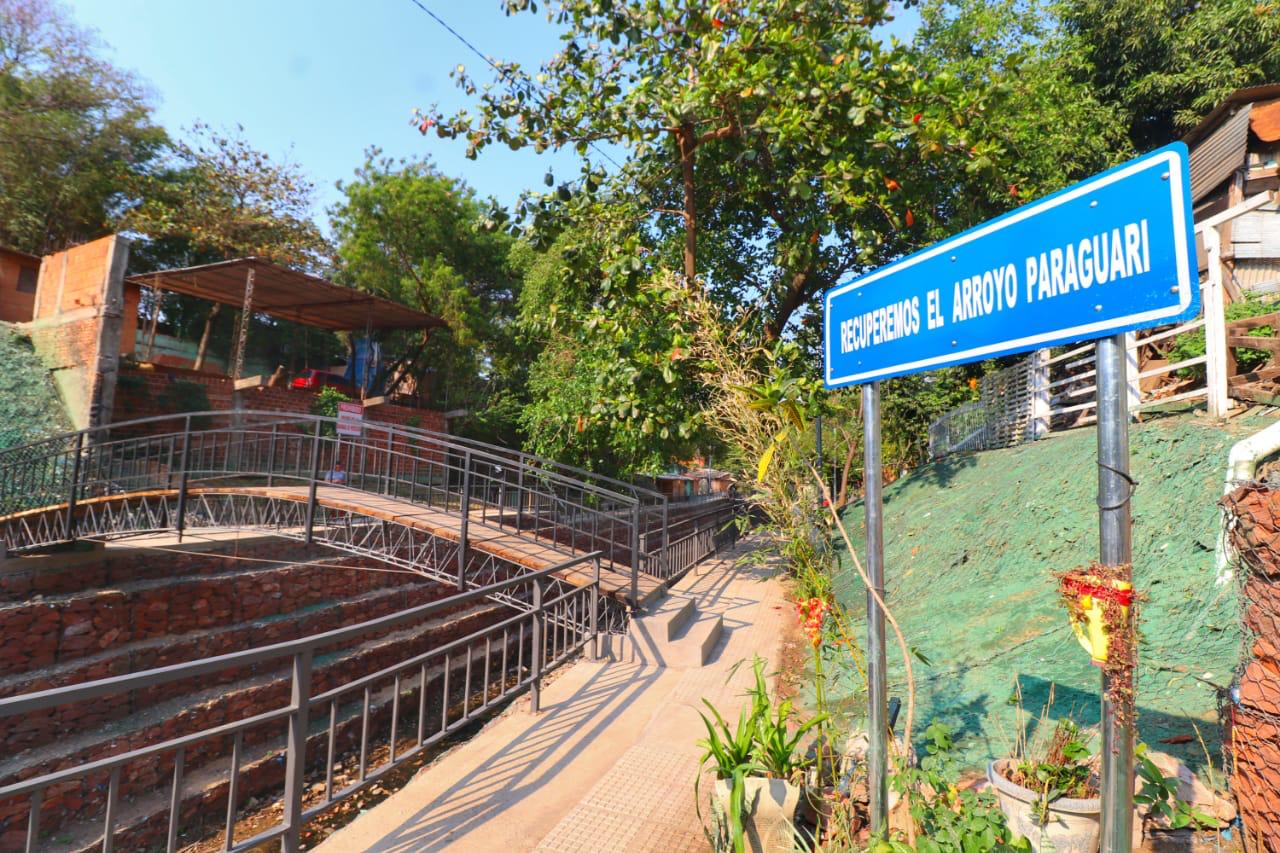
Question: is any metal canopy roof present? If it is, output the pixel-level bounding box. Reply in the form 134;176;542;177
127;257;447;332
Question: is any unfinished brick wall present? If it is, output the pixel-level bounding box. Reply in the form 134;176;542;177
113;365;447;433
0;540;518;849
0;556;433;677
0;603;509;847
23;235;131;430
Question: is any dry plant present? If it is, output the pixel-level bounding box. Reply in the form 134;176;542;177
663;274;835;593
811;465;917;761
667;275;925;840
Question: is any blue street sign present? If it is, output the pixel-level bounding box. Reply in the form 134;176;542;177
823;143;1198;388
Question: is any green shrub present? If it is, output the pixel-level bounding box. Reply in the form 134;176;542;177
309;385;351;419
310;385;351;436
696;657;826;853
0;328;72;448
872;723;1031;853
1168;296;1278;378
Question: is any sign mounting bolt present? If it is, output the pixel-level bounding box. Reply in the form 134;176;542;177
1095;304;1103;311
1161;172;1170;181
951;340;957;347
1090;200;1098;208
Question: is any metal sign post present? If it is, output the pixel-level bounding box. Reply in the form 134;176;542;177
823;144;1197;851
1095;333;1135;850
863;383;889;834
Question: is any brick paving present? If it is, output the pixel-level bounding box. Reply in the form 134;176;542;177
313;535;794;853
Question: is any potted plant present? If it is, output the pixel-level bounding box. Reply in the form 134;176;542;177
987;718;1101;853
698;657;826;853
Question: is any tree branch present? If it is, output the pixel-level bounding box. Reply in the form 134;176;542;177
764;266;818;340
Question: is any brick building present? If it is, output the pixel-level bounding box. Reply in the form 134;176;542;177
4;238;449;434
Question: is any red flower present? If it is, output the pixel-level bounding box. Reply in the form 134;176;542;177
711;17;724;29
913;112;922;124
794;597;830;647
905;208;915;227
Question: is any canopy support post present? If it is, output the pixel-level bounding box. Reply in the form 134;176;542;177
231;266;255;381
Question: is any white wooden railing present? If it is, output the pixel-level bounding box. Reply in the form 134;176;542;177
929;191;1277;458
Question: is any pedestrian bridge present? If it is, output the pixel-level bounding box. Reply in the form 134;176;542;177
0;411;734;606
0;411;742;852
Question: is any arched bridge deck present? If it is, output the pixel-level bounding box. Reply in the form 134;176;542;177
0;485;663;604
0;412;734;607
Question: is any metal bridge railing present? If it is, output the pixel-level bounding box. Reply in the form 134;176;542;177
0;411;670;597
640;498;742;581
0;552;603;853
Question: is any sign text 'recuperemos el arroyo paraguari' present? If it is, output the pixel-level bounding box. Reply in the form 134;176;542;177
823;143;1198;388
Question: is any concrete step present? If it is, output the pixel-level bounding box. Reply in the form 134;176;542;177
666;609;724;668
624;596;724;668
647;593;696;642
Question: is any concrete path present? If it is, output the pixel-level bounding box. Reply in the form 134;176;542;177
314;536;795;853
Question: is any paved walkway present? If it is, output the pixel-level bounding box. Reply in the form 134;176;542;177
314;536;794;853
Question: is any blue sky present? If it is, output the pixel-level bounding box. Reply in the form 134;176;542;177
67;1;919;224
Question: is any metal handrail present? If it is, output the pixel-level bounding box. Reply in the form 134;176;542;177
0;411;656;592
0;551;604;853
0;410;660;506
390;421;666;504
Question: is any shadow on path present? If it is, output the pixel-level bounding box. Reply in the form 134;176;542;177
360;661;663;852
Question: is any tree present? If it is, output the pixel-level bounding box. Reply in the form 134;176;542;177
915;0;1131;191
417;0;1060;473
0;0;164;253
1057;0;1280;151
520;269;711;476
121;121;329;269
924;0;1280;155
121;122;332;369
329;151;527;441
421;0;1016;341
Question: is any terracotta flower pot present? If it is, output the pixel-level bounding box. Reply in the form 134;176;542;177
712;776;803;853
988;759;1101;853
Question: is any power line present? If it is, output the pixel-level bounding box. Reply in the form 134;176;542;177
406;0;499;77
404;0;624;172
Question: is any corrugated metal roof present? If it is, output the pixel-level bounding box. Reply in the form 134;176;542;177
1184;84;1280;147
1190;106;1251;203
127;258;447;332
0;246;39;264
